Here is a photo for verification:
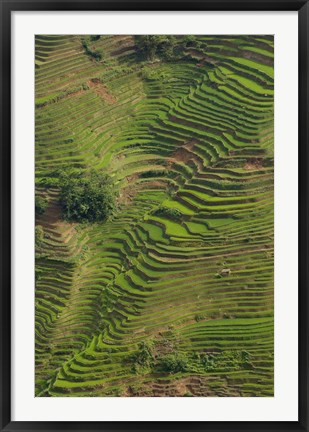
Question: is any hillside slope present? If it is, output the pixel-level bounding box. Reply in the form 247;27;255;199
35;35;274;397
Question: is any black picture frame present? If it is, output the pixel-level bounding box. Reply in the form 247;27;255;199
1;1;308;431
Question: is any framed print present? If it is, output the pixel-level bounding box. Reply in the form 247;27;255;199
1;0;308;431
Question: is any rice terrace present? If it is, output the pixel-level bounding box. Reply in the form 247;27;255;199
35;35;274;397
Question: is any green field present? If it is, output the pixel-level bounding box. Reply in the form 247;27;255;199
35;35;274;397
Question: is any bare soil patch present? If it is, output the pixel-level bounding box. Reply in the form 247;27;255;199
196;56;219;68
243;50;274;67
171;148;193;164
118;173;140;206
126;376;211;397
112;38;136;56
36;197;62;226
65;89;86;100
118;174;167;206
168;139;198;165
143;180;168;189
36;194;76;242
88;78;117;104
244;158;264;170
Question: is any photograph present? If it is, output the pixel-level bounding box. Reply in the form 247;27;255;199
34;34;274;397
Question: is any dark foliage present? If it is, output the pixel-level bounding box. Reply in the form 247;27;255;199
35;225;44;247
135;35;203;62
129;341;154;367
135;35;180;61
90;35;101;41
35;195;48;215
58;169;116;222
159;353;190;373
152;206;183;221
81;38;102;61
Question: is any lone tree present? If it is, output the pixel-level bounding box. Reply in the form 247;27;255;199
58;169;117;222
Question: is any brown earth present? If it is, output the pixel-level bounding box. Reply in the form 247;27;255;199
88;78;117;104
118;174;167;206
244;158;264;170
125;376;214;397
36;192;76;244
167;139;198;165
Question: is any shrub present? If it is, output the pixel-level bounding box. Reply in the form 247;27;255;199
90;35;101;41
135;35;178;61
240;350;250;364
200;353;216;371
130;340;154;367
140;170;167;178
35;225;44;247
35;195;48;216
58;169;117;222
183;35;197;47
128;340;155;374
194;314;205;322
135;35;201;62
152;206;183;221
141;67;169;82
81;38;102;61
199;350;251;372
35;268;43;283
159;353;189;373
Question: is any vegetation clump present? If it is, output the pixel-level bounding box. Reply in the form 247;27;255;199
135;35;202;62
159;352;190;373
130;340;154;366
199;350;251;372
35;195;48;216
141;67;170;82
128;341;251;377
128;340;155;374
35;225;44;247
90;35;101;41
152;206;183;221
81;38;102;61
58;169;117;222
135;35;179;61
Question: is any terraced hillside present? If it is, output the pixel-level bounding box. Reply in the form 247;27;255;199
35;35;274;397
